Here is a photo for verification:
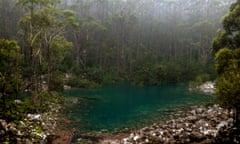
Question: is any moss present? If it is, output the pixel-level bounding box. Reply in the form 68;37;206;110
35;125;43;133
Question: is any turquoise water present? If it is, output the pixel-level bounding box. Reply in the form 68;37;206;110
64;83;214;133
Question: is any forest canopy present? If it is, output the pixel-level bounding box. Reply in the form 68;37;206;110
0;0;236;87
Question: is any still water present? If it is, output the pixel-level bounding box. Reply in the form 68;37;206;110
64;83;213;133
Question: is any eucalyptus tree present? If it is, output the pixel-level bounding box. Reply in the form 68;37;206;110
213;0;240;124
18;0;76;102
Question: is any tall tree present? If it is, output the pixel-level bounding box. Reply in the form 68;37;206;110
18;0;75;102
213;0;240;124
0;39;21;112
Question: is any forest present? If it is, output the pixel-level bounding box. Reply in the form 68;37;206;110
0;0;235;90
1;0;240;143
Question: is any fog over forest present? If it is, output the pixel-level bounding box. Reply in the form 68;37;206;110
1;0;240;143
0;0;236;87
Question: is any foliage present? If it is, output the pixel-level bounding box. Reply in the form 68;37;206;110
49;72;65;92
0;39;22;120
1;0;232;88
67;76;100;89
101;68;124;84
0;0;236;114
130;58;213;86
18;0;75;101
215;48;240;110
0;100;24;122
85;67;104;84
212;0;240;124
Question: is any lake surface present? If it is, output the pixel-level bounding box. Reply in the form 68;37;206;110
64;83;214;133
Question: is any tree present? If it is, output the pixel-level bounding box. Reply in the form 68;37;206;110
213;0;240;124
0;39;22;114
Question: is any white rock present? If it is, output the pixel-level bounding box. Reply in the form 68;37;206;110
17;130;23;136
205;123;209;127
14;99;23;105
129;133;135;138
9;125;17;132
0;119;7;129
19;121;25;126
198;81;216;94
123;138;128;142
145;139;149;143
216;121;228;130
27;114;41;121
160;131;164;135
178;128;184;132
202;129;218;136
133;135;140;141
33;132;47;140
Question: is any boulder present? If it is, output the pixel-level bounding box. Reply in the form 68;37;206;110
190;131;206;142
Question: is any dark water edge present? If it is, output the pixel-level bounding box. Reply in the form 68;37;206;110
63;83;215;134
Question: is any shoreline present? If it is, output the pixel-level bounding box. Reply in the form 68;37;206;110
2;92;238;144
99;104;239;144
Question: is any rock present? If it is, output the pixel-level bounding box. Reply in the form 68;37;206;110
25;139;33;144
17;130;23;136
198;81;216;94
190;131;206;142
27;114;41;120
9;125;17;133
64;85;71;90
196;107;204;114
14;99;23;105
0;119;7;129
133;135;140;141
104;105;234;144
216;121;228;130
33;132;47;140
201;138;214;144
0;130;5;135
187;116;198;122
202;129;218;137
47;135;60;143
100;129;108;133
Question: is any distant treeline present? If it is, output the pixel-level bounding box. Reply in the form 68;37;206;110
0;0;235;87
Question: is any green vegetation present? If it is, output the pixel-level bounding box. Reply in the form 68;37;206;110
0;0;235;104
0;39;22;121
212;0;240;125
0;0;235;122
1;0;235;89
0;0;238;142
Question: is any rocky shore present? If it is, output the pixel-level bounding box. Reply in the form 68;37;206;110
189;81;216;94
101;105;240;144
0;101;63;144
2;98;240;144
